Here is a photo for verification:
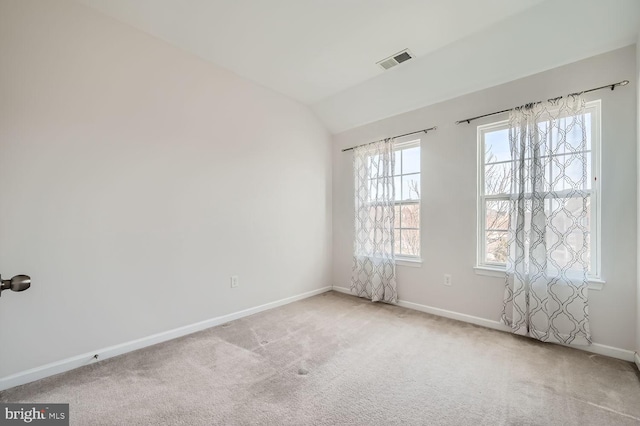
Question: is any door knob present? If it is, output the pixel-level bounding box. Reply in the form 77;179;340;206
0;274;31;297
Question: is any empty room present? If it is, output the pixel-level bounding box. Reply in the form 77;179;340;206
1;0;639;424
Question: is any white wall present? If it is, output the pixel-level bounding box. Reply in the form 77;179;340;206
0;0;331;379
333;46;637;354
313;0;640;134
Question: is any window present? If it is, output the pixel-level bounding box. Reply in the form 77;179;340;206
392;139;421;258
476;100;601;278
358;138;421;262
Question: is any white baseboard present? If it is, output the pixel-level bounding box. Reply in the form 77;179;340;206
332;285;635;362
635;352;640;371
0;286;332;392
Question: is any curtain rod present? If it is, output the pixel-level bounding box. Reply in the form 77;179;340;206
341;126;437;152
454;80;629;125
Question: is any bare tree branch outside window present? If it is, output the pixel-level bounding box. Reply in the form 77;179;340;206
484;148;511;263
399;180;420;256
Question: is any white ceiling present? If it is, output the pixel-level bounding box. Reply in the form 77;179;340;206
78;0;639;134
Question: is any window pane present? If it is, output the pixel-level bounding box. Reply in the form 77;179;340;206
369;153;399;180
484;162;512;195
553;115;590;153
484;129;510;163
547;197;589;228
548;231;589;274
368;155;380;179
393;176;402;201
550;154;591;191
546;196;591;272
401;174;420;201
394;150;401;176
485;231;508;264
370;179;382;201
368;205;387;226
400;229;420;257
393;205;401;228
367;179;376;202
402;147;420;174
368;205;376;224
369;178;399;202
534;121;551;154
400;204;420;229
485;200;509;230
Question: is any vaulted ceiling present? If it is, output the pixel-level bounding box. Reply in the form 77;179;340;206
78;0;639;133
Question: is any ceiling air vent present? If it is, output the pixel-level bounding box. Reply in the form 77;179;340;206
376;49;413;70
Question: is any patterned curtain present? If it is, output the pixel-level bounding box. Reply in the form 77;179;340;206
502;94;591;345
351;139;397;303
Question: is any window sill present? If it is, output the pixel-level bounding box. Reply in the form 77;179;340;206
473;266;605;291
354;255;422;268
397;258;423;268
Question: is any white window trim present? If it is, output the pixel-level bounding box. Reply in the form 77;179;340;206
396;257;423;267
475;100;603;285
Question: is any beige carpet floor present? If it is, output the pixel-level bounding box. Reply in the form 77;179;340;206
2;290;640;425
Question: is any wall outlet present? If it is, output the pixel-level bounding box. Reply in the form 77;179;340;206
230;275;239;288
443;274;452;286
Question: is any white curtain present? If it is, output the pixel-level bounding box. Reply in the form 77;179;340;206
351;139;397;303
501;94;591;345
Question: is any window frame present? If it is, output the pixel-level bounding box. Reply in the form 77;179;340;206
392;137;422;261
475;100;602;281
